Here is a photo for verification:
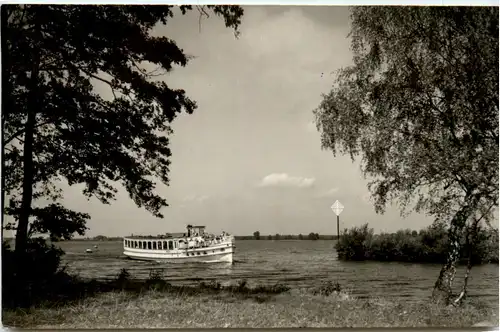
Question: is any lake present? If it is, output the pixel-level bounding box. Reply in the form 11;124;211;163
58;240;499;307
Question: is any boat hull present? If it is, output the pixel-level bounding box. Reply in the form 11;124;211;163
123;244;235;263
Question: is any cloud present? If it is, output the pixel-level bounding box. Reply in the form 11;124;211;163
182;195;210;202
258;173;316;188
318;187;340;197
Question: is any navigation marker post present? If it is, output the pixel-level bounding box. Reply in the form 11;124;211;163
331;200;344;240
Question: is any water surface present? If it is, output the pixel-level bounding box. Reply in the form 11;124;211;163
58;240;499;307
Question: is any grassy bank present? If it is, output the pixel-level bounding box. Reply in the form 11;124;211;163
3;264;498;328
3;281;497;328
336;223;499;264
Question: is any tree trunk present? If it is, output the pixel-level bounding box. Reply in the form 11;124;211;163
1;140;5;225
453;222;476;306
14;21;40;260
432;222;462;305
1;7;10;229
431;195;478;305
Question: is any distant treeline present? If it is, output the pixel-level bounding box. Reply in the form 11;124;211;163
336;223;499;265
67;234;339;241
72;235;123;241
235;232;338;241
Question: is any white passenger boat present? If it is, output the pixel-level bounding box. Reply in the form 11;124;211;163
123;225;235;263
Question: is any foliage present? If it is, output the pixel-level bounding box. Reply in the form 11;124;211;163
311;280;342;296
335;224;374;261
5;203;90;241
253;231;260;240
2;238;68;308
314;6;498;221
308;232;320;241
2;5;244;256
336;223;499;264
314;6;498;304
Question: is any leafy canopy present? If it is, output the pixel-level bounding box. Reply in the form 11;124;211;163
314;7;498;225
2;5;244;240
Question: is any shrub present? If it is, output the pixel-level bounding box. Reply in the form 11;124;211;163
312;280;342;296
335;223;373;261
336;223;499;265
146;269;169;291
3;238;67;308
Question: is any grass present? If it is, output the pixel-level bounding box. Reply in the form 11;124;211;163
3;279;498;328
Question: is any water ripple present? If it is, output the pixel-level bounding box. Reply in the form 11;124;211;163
58;240;498;307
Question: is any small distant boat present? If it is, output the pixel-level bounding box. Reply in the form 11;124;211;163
123;225;235;263
93;245;98;249
85;248;93;253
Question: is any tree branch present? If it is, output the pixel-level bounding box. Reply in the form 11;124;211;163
3;119;54;148
78;67;117;99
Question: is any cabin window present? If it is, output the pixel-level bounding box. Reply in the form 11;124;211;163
139;242;142;249
203;251;207;255
134;241;137;248
158;241;162;250
220;248;225;252
174;241;178;249
127;240;130;247
163;241;168;249
147;241;152;250
153;242;157;250
168;241;173;250
197;252;200;256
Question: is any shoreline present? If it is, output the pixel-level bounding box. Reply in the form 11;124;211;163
4;288;498;328
3;279;498;328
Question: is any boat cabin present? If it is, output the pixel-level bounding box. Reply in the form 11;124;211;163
187;225;206;237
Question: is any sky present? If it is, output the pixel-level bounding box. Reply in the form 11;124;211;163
17;6;463;237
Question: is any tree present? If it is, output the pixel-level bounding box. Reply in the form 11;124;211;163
308;232;319;241
253;231;260;240
267;234;272;240
314;7;498;305
298;233;303;240
2;5;244;264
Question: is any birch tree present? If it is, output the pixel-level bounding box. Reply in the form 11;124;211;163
314;6;498;305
